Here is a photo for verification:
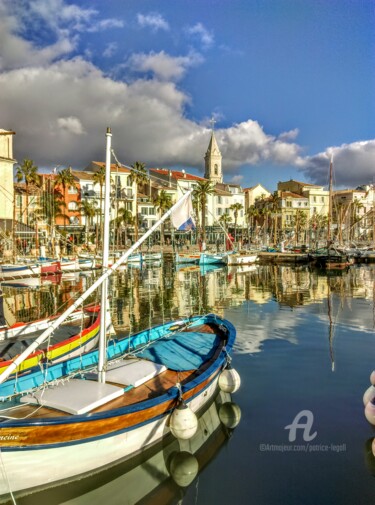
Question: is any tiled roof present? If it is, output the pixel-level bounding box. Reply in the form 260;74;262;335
281;191;308;199
90;161;131;173
150;168;206;181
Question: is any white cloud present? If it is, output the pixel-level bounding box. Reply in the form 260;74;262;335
103;42;118;58
57;116;86;135
126;50;204;81
186;22;214;49
300;140;375;187
0;0;123;70
229;175;244;184
137;13;169;32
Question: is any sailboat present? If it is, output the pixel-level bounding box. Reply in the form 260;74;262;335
0;129;240;499
311;154;353;270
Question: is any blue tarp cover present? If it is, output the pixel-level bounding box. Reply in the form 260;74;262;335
138;332;220;371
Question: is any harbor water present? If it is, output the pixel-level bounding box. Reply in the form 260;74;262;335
1;263;375;504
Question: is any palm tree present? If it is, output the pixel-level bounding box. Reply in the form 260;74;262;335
55;167;77;231
78;199;98;244
16;159;40;226
246;206;260;241
114;207;134;247
129;161;148;241
219;213;232;231
292;209;308;244
269;192;280;245
92;166;106;245
153;190;172;246
230;202;243;242
192;181;214;242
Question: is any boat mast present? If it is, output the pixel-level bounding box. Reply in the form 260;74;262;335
98;127;112;383
327;154;333;246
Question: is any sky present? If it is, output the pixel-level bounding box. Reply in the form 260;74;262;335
0;0;374;192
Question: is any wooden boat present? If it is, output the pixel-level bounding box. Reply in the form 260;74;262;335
78;257;96;270
2;388;239;503
0;313;236;496
0;263;41;279
0;130;240;498
175;252;200;264
227;253;258;265
0;306;101;377
199;252;228;265
310;248;354;270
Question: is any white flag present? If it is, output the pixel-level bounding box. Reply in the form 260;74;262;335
171;195;196;231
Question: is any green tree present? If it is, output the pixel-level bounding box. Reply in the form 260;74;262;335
16;159;40;226
192;180;214;242
55;167;77;231
153;190;172;245
269;192;280;244
129;161;148;241
230;202;243;242
113;207;134;247
92;166;106;245
78;199;98;244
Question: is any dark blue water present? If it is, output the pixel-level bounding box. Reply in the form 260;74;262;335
2;263;375;504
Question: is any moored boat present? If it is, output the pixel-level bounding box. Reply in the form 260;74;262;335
175;252;200;264
0;306;101;377
227;252;258;265
0;263;41;279
199;252;228;265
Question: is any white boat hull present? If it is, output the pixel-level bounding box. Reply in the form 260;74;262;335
0;378;218;496
227;254;258;265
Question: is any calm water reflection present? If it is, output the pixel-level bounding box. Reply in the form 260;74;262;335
1;264;375;504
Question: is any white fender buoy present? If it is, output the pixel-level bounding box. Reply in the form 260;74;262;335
218;402;242;429
370;371;375;386
170;401;198;440
363;385;375;406
218;366;241;394
372;438;375;458
169;451;199;487
365;399;375;425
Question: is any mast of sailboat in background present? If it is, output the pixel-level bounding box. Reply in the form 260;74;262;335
98;127;112;383
327;153;333;246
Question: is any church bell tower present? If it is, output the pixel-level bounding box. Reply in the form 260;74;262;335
204;119;222;184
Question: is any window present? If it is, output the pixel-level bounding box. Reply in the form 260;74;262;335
217;208;222;216
313;196;317;202
140;207;148;215
304;202;308;206
298;202;301;207
149;207;155;215
16;195;22;207
286;201;292;207
68;201;78;211
218;196;222;204
68;185;77;194
69;216;79;224
214;164;218;175
321;196;324;202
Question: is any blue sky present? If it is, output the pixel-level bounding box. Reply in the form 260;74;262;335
0;0;374;191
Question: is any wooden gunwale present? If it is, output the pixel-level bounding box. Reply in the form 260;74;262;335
0;322;230;449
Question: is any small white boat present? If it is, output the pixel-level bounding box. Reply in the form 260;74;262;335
60;258;80;272
0;263;41;279
227;253;258;266
175;252;201;264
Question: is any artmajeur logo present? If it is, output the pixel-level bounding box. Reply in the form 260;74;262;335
284;410;317;442
259;409;346;453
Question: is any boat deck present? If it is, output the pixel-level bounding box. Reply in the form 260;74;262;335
1;323;226;421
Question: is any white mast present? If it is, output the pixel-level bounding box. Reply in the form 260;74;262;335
98;127;112;383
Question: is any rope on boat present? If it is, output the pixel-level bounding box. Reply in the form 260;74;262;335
0;449;17;505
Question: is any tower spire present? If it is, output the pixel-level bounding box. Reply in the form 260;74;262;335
204;120;222;183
